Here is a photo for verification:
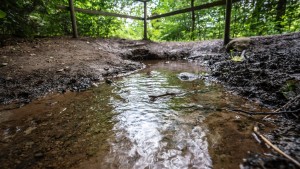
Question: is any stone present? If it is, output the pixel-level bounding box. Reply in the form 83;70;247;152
24;126;37;135
56;69;64;72
34;152;44;158
1;63;8;66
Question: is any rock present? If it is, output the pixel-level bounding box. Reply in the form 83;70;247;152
56;69;64;72
64;66;70;71
105;79;113;84
24;126;37;135
226;37;251;52
34;152;44;158
6;77;13;81
178;72;200;81
25;141;34;148
1;63;8;67
91;83;98;87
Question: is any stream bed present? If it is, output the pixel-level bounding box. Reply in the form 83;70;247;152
0;61;272;169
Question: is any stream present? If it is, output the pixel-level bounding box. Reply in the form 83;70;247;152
0;61;271;169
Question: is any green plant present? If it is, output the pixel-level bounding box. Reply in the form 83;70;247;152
0;10;6;18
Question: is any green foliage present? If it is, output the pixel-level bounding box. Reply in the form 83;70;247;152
0;0;299;40
0;10;6;18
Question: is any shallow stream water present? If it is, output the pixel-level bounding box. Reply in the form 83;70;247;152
92;61;269;169
0;61;271;169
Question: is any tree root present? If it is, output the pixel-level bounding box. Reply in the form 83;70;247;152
253;126;300;168
230;109;300;116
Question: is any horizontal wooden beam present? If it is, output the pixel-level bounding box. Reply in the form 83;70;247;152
58;6;144;20
148;0;240;20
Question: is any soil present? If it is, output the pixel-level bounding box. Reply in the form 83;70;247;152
0;33;299;169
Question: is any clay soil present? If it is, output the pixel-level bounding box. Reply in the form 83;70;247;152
0;33;299;169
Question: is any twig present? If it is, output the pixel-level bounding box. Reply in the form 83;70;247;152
262;95;300;120
148;92;182;101
275;94;300;112
253;126;300;168
230;109;300;116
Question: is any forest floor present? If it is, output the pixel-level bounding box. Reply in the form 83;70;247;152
0;33;299;168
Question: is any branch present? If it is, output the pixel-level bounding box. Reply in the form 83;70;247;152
230;109;300;115
253;126;300;168
148;92;181;101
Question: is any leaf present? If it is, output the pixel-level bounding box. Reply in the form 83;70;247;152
0;10;6;18
231;56;244;62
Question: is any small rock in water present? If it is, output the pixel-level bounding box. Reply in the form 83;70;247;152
178;72;200;81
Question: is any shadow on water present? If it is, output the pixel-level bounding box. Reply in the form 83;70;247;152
0;61;273;169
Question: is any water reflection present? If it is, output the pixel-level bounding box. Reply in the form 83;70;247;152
105;65;212;169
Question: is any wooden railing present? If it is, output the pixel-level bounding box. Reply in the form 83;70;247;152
64;0;237;45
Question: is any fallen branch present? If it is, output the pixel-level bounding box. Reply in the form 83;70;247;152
148;92;181;101
253;126;300;168
230;109;300;116
275;94;300;112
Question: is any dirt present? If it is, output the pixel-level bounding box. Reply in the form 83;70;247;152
0;33;299;169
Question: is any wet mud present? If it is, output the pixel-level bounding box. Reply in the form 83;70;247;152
0;33;300;168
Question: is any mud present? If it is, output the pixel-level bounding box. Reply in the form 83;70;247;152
0;33;300;168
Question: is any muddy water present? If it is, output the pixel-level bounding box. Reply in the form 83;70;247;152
0;61;272;169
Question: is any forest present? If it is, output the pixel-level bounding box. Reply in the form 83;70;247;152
0;0;299;40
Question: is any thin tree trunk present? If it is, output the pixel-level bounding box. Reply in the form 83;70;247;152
191;0;195;40
276;0;287;33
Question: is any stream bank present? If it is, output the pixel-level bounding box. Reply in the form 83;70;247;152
0;33;299;168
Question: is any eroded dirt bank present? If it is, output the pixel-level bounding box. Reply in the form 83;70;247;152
1;34;299;108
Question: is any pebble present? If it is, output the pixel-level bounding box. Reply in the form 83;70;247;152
91;83;98;87
57;69;64;72
34;152;44;158
24;126;37;135
1;63;8;66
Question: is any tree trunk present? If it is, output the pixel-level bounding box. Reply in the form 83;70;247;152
276;0;287;33
191;0;195;40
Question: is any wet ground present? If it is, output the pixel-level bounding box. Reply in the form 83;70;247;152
0;61;276;169
1;33;299;168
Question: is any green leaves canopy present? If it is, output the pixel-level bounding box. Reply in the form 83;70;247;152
0;0;299;40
